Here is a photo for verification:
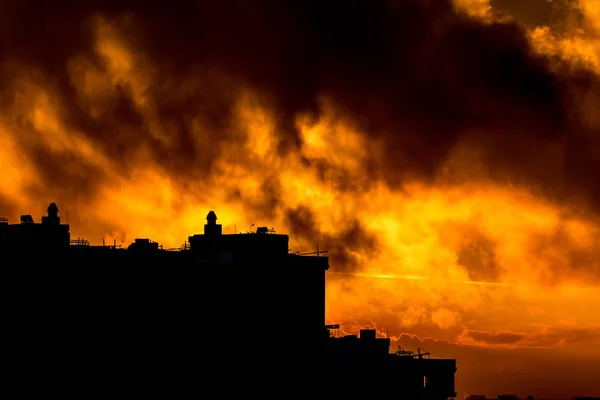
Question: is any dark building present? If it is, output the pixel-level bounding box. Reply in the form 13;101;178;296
326;327;457;399
0;202;69;251
186;211;328;349
2;203;456;398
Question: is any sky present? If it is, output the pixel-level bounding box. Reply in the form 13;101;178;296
0;0;599;397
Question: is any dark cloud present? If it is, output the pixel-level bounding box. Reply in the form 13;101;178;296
463;326;600;347
285;205;377;270
453;221;600;284
240;175;283;221
524;326;600;346
2;0;600;236
23;147;106;203
456;229;501;282
516;219;600;283
491;0;586;33
491;0;556;28
466;329;525;345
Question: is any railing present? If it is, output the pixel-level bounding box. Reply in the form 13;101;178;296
289;247;328;256
70;237;90;246
393;346;431;359
298;250;328;256
164;243;191;251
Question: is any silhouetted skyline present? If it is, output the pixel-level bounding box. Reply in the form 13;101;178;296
3;203;458;398
1;0;599;397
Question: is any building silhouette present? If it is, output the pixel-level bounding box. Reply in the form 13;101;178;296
2;203;456;398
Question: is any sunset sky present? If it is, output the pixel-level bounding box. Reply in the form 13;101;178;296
1;0;599;397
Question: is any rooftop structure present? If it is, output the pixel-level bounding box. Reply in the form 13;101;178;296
0;202;69;250
2;203;456;399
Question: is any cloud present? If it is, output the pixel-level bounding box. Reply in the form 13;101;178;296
463;330;525;345
2;0;600;210
1;2;600;396
285;205;378;270
460;326;600;347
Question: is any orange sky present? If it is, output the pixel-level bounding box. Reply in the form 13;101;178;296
1;0;599;397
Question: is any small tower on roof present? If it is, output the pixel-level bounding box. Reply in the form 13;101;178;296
207;211;217;225
48;203;58;218
42;202;61;225
204;210;222;236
